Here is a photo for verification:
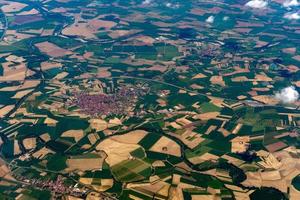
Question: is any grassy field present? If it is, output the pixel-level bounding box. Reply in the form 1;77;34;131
111;159;151;182
200;102;222;113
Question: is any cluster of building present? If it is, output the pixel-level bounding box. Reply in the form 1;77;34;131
15;175;87;198
72;86;146;116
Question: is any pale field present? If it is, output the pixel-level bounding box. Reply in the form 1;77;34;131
169;129;204;149
243;170;290;193
175;117;192;126
108;117;122;126
222;66;250;76
62;14;117;39
96;138;140;166
286;65;299;73
175;66;190;73
81;144;91;150
254;73;272;82
233;28;252;34
139;65;168;73
175;161;193;172
122;57;157;66
221;155;244;167
204;125;217;135
251;95;279;105
127;180;169;195
32;147;54;159
193;112;220;121
89;119;108;131
63;23;96;39
208;96;224;108
79;178;113;192
134;35;156;45
1;1;27;13
232;123;243;134
265;141;287;152
252;87;270;92
192;73;207;79
41;61;62;71
157;98;167;107
218;127;231;137
108;29;140;39
20;80;40;89
210;75;225;87
21;28;43;35
65;195;83;200
123;13;146;23
150;136;181;157
86;192;104;200
97;67;111;78
82;51;94;60
191;195;215;200
61;130;84;142
255;40;268;48
157;184;170;197
0;105;15;118
152;160;165;167
151;21;173;28
225;184;247;193
231;136;250;153
0;62;26;81
11;89;34;99
111;130;148;144
168;186;184;200
282;47;296;54
190;84;204;90
13;140;21;156
5;30;35;43
179;90;187;95
66;156;105;172
53;71;69;80
41;29;55;36
50;7;68;13
0;160;10;178
101;179;114;187
44;117;58;126
87;133;99;145
189;152;219;165
79;177;93;185
290;185;300;200
35;41;73;57
292;55;300;62
19;118;38;124
231;76;249;82
23;138;36;150
172;174;181;185
40;133;51;142
16;8;39;15
261;171;281;181
190;8;207;16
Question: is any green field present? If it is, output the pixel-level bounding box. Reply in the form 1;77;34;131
111;159;151;182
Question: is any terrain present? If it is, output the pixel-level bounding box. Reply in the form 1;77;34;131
0;0;300;200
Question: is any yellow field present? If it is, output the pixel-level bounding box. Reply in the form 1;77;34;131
150;136;181;157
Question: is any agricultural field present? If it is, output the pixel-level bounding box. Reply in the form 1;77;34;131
0;0;299;200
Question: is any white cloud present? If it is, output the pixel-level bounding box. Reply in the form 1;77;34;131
165;2;180;9
223;16;229;21
245;0;268;9
275;86;299;104
142;0;152;5
206;16;215;23
283;0;299;7
284;12;300;19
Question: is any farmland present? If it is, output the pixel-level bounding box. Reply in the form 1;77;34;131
0;0;299;199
